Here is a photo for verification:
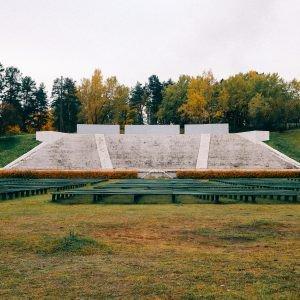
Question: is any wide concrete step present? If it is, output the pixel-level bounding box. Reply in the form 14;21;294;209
105;134;201;169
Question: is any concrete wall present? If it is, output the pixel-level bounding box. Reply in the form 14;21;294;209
77;124;120;134
185;124;229;135
125;125;180;135
36;131;66;143
237;131;270;142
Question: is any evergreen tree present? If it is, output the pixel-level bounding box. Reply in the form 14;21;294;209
51;77;80;132
146;75;163;124
2;66;22;129
21;76;37;131
34;83;48;130
129;82;145;124
0;63;4;133
0;62;4;99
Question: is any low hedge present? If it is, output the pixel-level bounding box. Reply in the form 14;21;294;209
176;169;300;179
0;169;138;179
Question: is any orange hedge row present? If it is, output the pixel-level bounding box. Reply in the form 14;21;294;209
0;169;138;179
176;169;300;179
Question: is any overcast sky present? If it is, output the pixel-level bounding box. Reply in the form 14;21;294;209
1;0;300;91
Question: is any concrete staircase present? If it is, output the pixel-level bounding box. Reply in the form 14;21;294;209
105;134;201;170
6;133;298;170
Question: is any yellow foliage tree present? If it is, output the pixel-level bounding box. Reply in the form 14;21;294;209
77;69;106;124
77;69;131;124
179;71;215;123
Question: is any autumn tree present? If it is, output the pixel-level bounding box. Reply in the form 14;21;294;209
77;69;131;125
77;69;106;124
158;75;190;124
179;71;216;123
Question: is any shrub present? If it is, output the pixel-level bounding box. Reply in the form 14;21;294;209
6;125;21;134
39;230;111;255
176;169;300;179
0;169;138;179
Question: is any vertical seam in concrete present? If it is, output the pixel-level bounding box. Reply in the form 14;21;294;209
196;134;210;169
95;134;113;169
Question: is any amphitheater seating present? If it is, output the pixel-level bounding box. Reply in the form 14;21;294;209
51;179;300;204
213;178;300;191
0;178;104;201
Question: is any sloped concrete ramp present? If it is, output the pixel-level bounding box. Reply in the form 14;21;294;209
8;134;102;169
208;134;295;169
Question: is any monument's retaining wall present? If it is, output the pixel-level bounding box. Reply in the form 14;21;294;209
77;124;119;134
185;124;229;134
125;125;180;135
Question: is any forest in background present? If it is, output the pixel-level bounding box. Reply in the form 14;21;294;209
0;62;299;134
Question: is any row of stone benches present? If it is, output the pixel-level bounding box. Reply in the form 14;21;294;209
51;188;299;204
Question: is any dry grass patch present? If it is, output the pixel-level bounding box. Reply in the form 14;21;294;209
0;194;299;299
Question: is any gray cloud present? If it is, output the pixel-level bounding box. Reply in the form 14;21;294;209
0;0;299;92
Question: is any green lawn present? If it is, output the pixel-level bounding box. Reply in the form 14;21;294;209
0;134;40;168
0;194;299;299
266;129;300;162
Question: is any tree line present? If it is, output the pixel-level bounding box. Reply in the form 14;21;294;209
1;62;299;135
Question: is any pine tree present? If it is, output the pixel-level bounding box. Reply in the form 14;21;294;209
34;83;48;130
129;82;145;124
51;77;80;132
2;66;22;129
0;62;4;99
146;75;163;124
21;76;37;131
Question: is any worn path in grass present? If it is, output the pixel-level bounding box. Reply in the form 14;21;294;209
266;129;300;162
0;134;40;167
0;195;299;299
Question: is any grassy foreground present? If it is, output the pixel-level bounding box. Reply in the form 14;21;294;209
0;195;299;299
0;134;39;167
266;129;300;162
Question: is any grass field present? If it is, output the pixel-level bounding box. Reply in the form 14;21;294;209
0;134;40;168
0;194;299;299
266;129;300;162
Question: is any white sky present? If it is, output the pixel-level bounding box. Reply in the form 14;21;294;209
1;0;300;92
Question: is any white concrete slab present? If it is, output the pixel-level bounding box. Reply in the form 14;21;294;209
36;131;66;143
77;124;120;134
185;124;229;134
237;131;269;142
196;134;210;169
125;125;180;135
